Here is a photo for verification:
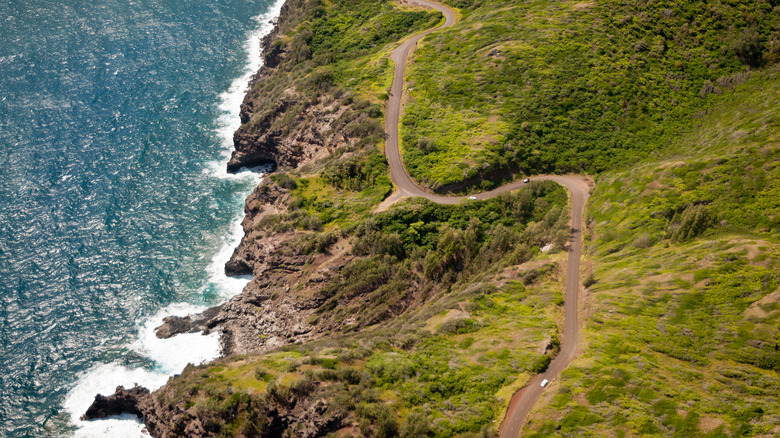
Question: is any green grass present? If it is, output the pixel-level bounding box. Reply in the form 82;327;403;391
400;0;779;190
525;237;780;437
157;256;567;437
151;176;574;436
522;70;780;437
150;0;780;435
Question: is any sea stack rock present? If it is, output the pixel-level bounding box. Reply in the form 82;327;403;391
80;385;150;420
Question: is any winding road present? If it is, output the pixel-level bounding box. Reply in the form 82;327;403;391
380;1;591;436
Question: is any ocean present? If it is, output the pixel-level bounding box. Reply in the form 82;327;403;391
0;0;283;435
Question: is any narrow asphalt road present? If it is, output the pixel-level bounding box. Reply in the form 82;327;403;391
498;175;589;438
383;0;457;205
381;1;591;435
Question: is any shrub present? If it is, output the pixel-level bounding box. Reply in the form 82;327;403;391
438;318;481;334
254;368;273;382
400;412;431;437
367;354;416;384
315;232;338;253
320;358;338;369
731;26;765;67
271;172;298;190
633;232;654;248
583;272;597;288
668;204;714;242
530;354;552;373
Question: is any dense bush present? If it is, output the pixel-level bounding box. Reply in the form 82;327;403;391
321;153;391;192
401;0;780;187
529;354;552;373
667;204;713;242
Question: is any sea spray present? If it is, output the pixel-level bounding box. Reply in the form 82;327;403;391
208;0;288;175
64;0;286;434
203;195;257;301
63;304;220;438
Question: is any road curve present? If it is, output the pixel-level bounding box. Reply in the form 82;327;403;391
384;0;457;204
381;1;591;436
498;174;589;438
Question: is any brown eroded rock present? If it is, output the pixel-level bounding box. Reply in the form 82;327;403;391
154;178;355;356
81;385;150;420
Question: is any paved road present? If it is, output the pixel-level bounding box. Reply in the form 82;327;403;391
498;175;589;438
381;1;591;436
384;0;456;204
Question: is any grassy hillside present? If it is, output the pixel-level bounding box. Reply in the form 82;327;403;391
400;0;779;190
149;178;576;436
146;0;780;435
522;70;780;437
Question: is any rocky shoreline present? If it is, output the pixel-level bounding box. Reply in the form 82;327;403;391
81;0;377;430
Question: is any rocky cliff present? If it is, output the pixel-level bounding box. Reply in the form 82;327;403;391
84;379;346;438
80;0;441;433
155;178;359;355
224;0;375;173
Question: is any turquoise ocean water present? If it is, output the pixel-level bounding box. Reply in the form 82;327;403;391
0;0;283;435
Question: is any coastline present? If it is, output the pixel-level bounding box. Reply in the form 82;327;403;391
66;0;287;435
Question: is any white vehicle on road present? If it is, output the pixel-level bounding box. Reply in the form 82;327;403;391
540;379;549;387
468;196;477;200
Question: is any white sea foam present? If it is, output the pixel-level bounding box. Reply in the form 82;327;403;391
205;211;255;300
130;303;222;373
64;304;220;437
206;0;287;177
66;1;285;434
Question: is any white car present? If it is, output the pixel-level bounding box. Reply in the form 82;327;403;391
540;379;549;387
523;178;530;183
468;196;477;200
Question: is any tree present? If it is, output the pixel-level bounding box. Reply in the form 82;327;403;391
400;412;430;437
732;26;765;67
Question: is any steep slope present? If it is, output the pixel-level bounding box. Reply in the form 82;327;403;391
523;71;780;437
141;177;575;436
227;0;440;173
400;0;779;191
84;0;780;436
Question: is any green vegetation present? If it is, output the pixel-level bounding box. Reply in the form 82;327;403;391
260;172;569;329
400;0;780;190
157;0;780;435
523;71;780;437
157;179;572;436
240;0;440;176
159;258;566;437
265;0;441;101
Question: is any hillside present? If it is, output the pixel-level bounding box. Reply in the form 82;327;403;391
84;0;780;436
131;0;579;435
400;0;779;191
523;71;780;437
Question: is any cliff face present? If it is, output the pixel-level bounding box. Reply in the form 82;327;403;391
179;0;400;355
141;393;345;438
225;0;360;173
84;381;345;438
156;179;357;355
227;90;354;172
83;0;450;433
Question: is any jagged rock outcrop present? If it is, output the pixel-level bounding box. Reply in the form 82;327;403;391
224;180;290;275
140;385;346;438
81;385;150;420
154;178;354;355
154;305;224;339
227;91;355;173
225;0;368;173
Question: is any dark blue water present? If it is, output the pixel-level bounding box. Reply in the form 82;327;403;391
0;0;280;435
